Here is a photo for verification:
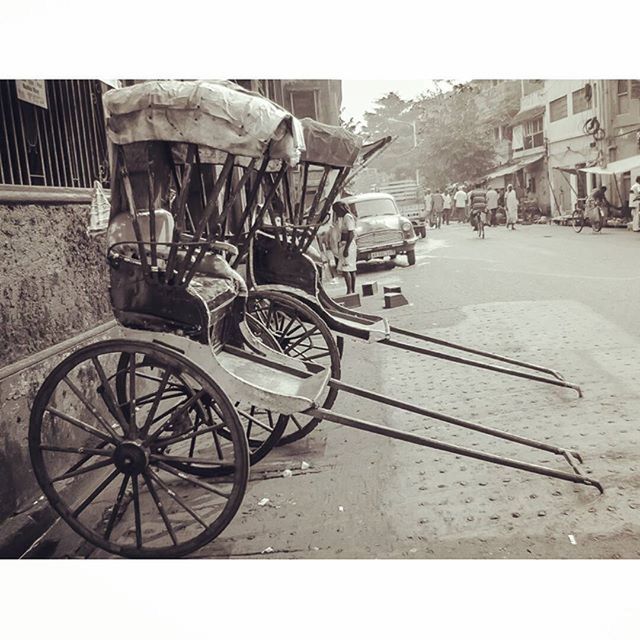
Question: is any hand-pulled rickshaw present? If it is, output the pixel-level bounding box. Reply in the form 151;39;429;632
29;81;602;559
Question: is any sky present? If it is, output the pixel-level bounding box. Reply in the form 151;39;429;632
341;80;441;124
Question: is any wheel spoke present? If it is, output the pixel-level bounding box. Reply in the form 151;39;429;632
142;472;178;546
51;458;114;483
155;461;232;499
104;474;131;540
62;376;121;441
131;474;143;549
140;367;173;436
146;468;208;529
151;421;225;448
39;444;114;457
91;356;131;436
72;468;120;518
45;406;117;445
128;354;138;435
148;389;207;443
236;407;273;434
150;453;230;466
290;414;305;432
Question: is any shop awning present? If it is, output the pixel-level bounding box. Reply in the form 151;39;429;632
483;153;544;180
511;105;545;125
580;154;640;175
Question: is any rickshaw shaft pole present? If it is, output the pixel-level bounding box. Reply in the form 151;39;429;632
390;325;565;381
309;408;603;493
328;379;576;458
381;338;582;396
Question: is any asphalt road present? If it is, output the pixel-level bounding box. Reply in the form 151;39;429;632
35;222;640;558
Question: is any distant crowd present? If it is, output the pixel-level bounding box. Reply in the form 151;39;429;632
422;184;519;230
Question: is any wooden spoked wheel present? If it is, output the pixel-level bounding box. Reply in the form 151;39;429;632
29;340;249;558
246;290;341;445
115;342;287;468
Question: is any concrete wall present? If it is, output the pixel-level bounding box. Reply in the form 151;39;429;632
0;201;113;523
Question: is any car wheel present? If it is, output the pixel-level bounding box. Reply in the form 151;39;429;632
407;250;416;266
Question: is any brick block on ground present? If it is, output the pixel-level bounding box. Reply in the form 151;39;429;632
333;292;361;308
383;285;402;294
361;282;378;297
384;292;409;309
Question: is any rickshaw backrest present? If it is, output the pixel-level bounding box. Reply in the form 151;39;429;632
107;209;174;257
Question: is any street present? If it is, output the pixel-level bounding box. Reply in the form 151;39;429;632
34;223;640;559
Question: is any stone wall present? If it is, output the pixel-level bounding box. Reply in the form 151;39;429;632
0;202;113;522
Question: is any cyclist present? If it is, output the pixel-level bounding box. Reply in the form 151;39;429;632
468;183;487;239
590;185;610;210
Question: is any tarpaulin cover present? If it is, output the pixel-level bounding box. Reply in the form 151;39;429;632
580;154;640;175
300;118;362;168
483;153;544;180
103;80;305;165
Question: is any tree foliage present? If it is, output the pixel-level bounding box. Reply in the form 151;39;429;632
359;81;520;189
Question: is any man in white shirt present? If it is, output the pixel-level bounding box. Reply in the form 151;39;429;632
453;186;468;222
631;176;640;232
443;191;452;225
486;186;499;226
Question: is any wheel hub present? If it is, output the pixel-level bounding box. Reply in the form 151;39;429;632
113;441;149;474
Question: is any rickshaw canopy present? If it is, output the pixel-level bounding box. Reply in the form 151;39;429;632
103;80;305;165
300;117;362;168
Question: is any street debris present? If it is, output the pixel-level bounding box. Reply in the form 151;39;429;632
301;461;310;470
568;534;577;545
261;547;274;554
282;469;293;478
258;498;270;507
338;506;344;512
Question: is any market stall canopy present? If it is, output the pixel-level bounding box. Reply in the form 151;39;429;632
299;118;362;168
579;154;640;175
103;80;305;165
483;153;545;180
511;105;545;126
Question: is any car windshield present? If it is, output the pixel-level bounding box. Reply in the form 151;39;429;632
353;199;398;218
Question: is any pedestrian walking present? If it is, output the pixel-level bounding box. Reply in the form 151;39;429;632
424;188;434;227
432;189;444;228
333;201;357;294
631;176;640;232
486;185;499;226
468;183;488;238
506;184;518;230
453;185;467;223
443;190;452;225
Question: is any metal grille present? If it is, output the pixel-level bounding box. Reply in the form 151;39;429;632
0;80;110;188
357;229;404;250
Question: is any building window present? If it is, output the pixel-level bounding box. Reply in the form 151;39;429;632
502;125;512;141
289;90;318;120
523;117;544;149
493;126;501;142
0;80;110;188
549;95;568;122
572;88;590;114
617;80;629;114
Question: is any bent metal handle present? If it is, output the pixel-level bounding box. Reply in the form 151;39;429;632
315;378;603;493
309;406;603;494
381;335;582;397
390;325;568;382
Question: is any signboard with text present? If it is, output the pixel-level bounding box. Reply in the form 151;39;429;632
15;80;48;109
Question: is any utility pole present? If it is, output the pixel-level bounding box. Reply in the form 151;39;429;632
389;118;420;186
